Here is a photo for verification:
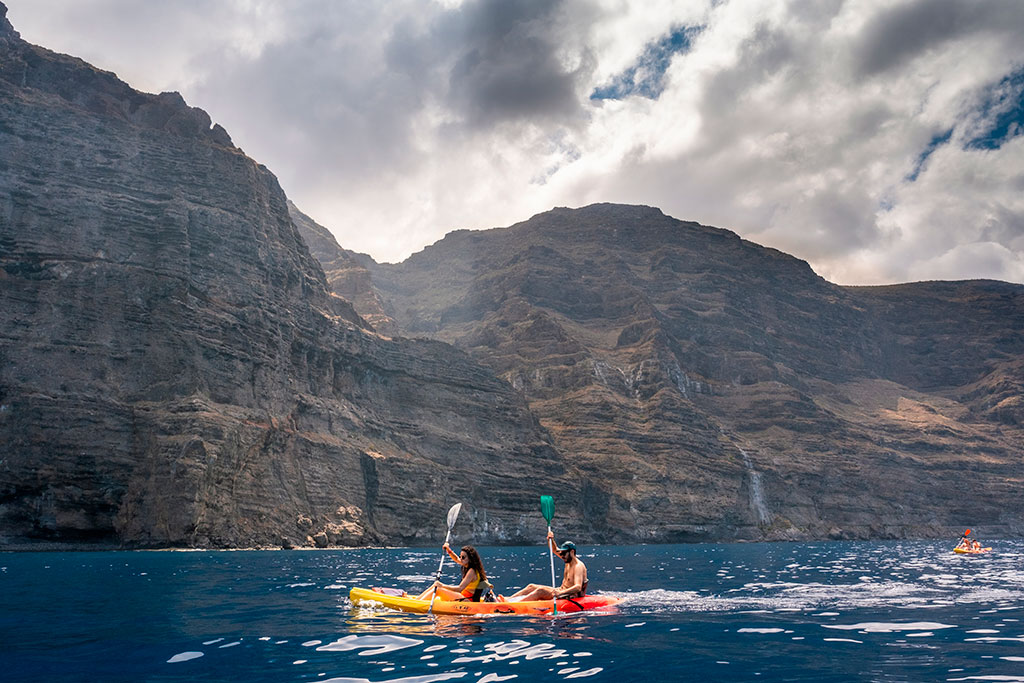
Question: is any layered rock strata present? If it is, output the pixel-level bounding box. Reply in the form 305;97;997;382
0;4;570;548
299;204;1024;542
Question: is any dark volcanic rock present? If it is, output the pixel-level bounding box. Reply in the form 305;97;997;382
288;201;398;336
301;203;1024;542
0;10;572;549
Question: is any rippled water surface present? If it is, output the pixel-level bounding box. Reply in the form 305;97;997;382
4;541;1024;681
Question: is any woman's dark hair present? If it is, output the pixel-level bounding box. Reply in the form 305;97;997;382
460;545;486;580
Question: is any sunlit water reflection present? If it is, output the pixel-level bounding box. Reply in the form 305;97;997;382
3;541;1024;681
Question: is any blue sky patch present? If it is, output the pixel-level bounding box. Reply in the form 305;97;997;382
591;25;702;101
965;69;1024;151
906;128;952;182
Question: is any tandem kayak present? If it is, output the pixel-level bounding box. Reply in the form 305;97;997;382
349;587;622;615
954;547;992;554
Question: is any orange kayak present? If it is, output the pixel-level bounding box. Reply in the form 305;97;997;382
349;586;622;615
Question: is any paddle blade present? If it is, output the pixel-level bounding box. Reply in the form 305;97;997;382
541;495;554;524
965;529;971;536
447;503;463;530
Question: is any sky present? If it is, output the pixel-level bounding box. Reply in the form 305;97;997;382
6;0;1024;285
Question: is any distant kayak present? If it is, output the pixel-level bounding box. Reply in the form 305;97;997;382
349;586;622;615
953;547;992;554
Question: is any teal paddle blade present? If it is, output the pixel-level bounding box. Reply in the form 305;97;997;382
540;495;554;524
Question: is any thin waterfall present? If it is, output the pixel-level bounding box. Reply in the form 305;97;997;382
738;447;770;524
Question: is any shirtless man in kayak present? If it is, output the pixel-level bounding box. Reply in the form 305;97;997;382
505;530;588;602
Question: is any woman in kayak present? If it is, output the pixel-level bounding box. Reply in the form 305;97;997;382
416;543;493;602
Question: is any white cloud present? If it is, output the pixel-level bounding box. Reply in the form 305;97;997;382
5;0;1023;282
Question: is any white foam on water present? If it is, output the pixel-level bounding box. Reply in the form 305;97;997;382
906;632;934;637
167;651;204;663
624;622;645;628
325;584;347;590
424;645;447;652
823;638;862;644
288;582;315;588
947;677;1024;682
478;675;517;682
738;628;785;634
317;635;424;656
823;622;956;633
303;640;323;647
321;674;466;683
294;660;308;665
219;641;241;648
1001;657;1024;662
967;630;1000;634
452;640;569;665
203;638;224;645
565;668;603;679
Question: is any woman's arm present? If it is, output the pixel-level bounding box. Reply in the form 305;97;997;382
432;568;478;593
453;568;478;593
443;542;459;563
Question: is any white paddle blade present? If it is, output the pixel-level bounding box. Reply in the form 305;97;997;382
447;503;462;530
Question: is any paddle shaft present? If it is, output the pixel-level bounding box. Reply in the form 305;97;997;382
428;526;454;614
428;503;462;615
547;523;557;615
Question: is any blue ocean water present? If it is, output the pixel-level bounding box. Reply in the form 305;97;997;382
3;540;1024;682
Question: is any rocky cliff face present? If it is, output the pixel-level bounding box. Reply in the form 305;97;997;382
0;5;572;549
4;1;1022;549
299;203;1024;542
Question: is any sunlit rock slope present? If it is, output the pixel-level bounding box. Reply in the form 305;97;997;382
298;202;1024;542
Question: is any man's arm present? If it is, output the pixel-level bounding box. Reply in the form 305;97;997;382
556;564;584;598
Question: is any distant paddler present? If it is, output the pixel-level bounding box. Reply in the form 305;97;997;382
953;528;992;554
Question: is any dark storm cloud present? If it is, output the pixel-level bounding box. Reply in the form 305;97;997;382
854;0;1024;77
391;0;597;129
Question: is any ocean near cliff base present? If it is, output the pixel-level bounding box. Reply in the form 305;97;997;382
3;541;1024;681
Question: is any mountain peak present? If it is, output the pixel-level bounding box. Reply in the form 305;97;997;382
0;8;232;148
1;2;20;42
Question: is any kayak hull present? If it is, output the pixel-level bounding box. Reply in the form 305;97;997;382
349;587;621;615
953;547;992;554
